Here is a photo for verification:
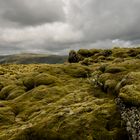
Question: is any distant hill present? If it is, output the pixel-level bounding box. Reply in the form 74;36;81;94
0;53;68;64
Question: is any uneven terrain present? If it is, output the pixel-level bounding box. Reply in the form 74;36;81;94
0;47;140;140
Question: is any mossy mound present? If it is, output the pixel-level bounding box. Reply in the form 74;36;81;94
0;85;25;100
105;66;126;73
104;80;117;95
34;73;58;86
22;72;38;90
62;63;91;78
119;84;140;106
119;72;140;106
23;73;58;90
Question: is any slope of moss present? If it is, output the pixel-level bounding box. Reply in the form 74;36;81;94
0;47;140;140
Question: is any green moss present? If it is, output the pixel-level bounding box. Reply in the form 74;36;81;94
0;83;4;91
23;73;37;90
0;107;15;124
11;104;23;116
119;84;140;106
34;73;58;86
113;58;124;63
0;85;18;100
112;49;128;58
6;88;25;100
89;49;101;55
98;64;107;73
97;55;106;60
80;58;93;65
31;85;66;102
77;49;93;57
0;114;13;125
0;67;7;75
127;48;139;57
105;66;126;73
104;80;117;95
63;64;91;78
0;47;140;140
118;72;140;106
98;73;113;85
101;49;112;57
10;99;127;140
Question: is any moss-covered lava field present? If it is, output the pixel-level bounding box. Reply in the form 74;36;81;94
0;47;140;140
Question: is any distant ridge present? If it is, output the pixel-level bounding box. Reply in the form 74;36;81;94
0;53;68;64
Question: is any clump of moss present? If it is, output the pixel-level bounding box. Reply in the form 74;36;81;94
113;50;128;58
34;73;58;87
118;72;140;106
0;83;4;91
136;54;140;59
127;49;139;57
89;49;101;55
101;49;112;57
113;58;124;63
30;85;66;103
63;64;91;78
6;88;25;100
23;72;58;90
119;84;140;106
23;73;38;90
0;67;7;75
0;114;14;126
98;73;114;86
11;104;23;116
105;66;126;73
97;55;106;61
106;56;115;61
0;85;18;100
0;107;15;124
77;49;93;57
80;58;93;65
104;80;117;95
98;64;108;73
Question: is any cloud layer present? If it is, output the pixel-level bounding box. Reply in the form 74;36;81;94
0;0;140;55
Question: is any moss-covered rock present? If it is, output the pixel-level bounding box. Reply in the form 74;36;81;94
77;49;93;57
119;84;140;106
34;73;58;86
104;80;117;95
0;85;18;100
118;72;140;106
6;88;25;100
23;73;38;90
113;49;128;58
101;49;112;57
105;66;126;73
63;64;91;78
127;49;139;57
80;58;93;65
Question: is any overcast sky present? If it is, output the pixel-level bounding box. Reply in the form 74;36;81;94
0;0;140;55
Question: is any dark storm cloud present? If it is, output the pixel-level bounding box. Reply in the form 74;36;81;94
0;0;140;55
0;0;65;26
67;0;140;42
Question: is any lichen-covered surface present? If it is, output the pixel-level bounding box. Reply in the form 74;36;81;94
0;47;140;140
